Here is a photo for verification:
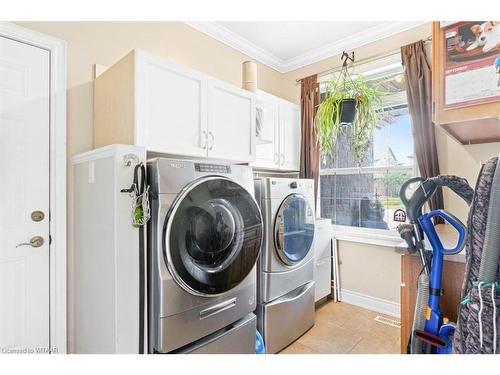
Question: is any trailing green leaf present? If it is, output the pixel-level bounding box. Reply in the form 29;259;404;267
314;72;386;164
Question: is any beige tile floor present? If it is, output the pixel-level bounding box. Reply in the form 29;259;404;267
280;301;401;354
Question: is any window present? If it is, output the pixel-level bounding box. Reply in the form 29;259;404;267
319;61;416;232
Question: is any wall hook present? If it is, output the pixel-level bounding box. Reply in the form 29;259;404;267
123;153;140;167
341;51;355;67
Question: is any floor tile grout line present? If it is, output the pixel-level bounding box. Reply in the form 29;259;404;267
296;341;322;354
346;335;365;354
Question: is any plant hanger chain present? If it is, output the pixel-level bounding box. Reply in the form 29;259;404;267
339;51;356;93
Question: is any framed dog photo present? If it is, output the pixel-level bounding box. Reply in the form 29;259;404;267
442;21;500;109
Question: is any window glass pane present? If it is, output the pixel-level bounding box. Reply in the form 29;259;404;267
376;169;414;230
319;83;415;233
320;168;414;230
374;107;414;168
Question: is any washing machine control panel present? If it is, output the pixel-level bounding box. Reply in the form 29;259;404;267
194;163;231;174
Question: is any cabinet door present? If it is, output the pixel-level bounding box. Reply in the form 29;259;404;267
251;91;280;169
279;100;301;171
136;51;208;157
207;78;255;162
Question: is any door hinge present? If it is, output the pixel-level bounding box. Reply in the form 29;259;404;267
49;235;52;245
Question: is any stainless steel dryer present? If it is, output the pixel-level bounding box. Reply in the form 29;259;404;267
147;158;263;353
254;177;316;353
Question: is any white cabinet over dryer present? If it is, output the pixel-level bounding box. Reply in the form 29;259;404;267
94;49;255;163
278;99;301;171
251;90;301;171
207;78;255;162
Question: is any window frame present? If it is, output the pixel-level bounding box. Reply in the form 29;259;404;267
317;53;418;239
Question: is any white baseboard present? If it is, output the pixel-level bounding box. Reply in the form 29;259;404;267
340;289;400;318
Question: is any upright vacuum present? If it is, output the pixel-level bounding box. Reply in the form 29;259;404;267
397;175;473;354
399;157;500;354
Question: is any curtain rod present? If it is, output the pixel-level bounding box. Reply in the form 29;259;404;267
295;36;432;85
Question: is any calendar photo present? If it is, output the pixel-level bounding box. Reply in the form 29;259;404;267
443;21;500;108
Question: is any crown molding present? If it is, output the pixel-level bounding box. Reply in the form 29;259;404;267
185;21;286;71
185;21;428;73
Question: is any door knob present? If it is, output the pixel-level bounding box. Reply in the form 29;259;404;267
16;236;44;248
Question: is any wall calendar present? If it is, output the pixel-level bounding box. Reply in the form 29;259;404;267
442;21;500;109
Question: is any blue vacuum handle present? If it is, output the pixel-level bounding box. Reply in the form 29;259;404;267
418;210;466;255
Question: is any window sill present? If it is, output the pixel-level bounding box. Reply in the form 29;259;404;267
331;225;403;248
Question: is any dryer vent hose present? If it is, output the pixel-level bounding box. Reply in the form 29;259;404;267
478;163;500;283
411;273;429;354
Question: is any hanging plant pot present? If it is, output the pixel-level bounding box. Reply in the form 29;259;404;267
314;51;385;162
339;98;357;124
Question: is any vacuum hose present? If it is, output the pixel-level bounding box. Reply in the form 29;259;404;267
411;273;430;354
478;162;500;283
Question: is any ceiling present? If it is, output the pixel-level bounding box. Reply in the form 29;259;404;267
186;21;426;73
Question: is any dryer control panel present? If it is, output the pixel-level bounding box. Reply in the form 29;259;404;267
195;163;231;174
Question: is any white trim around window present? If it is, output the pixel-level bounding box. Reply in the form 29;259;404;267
332;224;403;248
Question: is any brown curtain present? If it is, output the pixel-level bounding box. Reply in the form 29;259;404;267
401;40;444;219
299;75;320;204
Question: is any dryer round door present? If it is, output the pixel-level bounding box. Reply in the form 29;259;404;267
163;176;263;296
274;193;315;266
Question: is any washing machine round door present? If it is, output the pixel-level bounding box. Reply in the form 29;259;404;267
274;193;315;266
164;177;263;296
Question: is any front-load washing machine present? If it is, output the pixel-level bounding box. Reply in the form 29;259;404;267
147;158;263;353
254;177;316;353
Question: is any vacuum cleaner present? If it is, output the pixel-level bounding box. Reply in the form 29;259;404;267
397;175;473;354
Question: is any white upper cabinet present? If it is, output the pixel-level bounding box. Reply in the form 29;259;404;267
251;90;301;171
252;90;280;168
279;100;301;171
94;49;255;163
136;52;208;158
207;78;255;162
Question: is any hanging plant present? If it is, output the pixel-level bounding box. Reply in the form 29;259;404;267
314;52;385;164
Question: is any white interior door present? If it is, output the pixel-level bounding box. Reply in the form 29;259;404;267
0;36;50;352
